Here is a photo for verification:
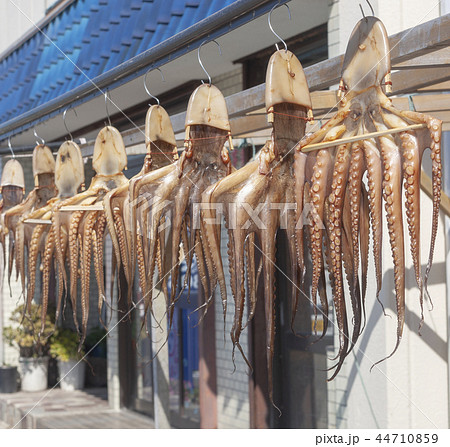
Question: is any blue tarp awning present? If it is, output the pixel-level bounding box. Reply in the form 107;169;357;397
0;0;237;124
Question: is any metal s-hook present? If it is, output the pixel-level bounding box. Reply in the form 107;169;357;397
144;67;165;105
33;128;45;146
105;90;112;127
63;106;78;141
360;0;375;20
268;3;291;52
7;136;16;159
198;39;222;86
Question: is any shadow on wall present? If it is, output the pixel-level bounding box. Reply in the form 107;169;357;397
334;259;447;428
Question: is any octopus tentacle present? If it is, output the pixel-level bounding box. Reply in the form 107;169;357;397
201;186;228;321
68;210;83;332
193;232;213;322
41;226;55;336
113;206;131;304
360;183;370;330
342;179;362;352
309;148;333;331
93;213;108;330
8;233;15;290
136;234;147;297
167;196;189;326
80;212;97;345
244;233;258;327
384;106;442;302
104;191;123;278
400;130;424;324
55;231;68;325
230;228;248;368
374;126;405;364
261;222;278;408
326;142;351;379
362;138;385;313
348;142;364;294
15;221;26;295
26;224;46;314
293;150;308;319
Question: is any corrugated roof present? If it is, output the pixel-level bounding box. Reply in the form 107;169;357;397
0;0;237;124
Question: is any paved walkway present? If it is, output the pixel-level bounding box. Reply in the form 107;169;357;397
0;388;154;429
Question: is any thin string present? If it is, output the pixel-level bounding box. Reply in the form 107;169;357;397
271;110;314;121
184;135;229;142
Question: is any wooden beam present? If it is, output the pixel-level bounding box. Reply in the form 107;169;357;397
391;66;450;95
77;14;450;158
393;47;450;70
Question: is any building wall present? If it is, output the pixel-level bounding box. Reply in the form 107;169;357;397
0;0;49;56
325;0;448;429
1;155;35;366
328;0;441;58
212;67;252;429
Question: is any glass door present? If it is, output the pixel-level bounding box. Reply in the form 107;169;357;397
168;257;200;428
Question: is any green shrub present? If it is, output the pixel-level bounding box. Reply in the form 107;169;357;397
50;328;84;362
2;304;54;358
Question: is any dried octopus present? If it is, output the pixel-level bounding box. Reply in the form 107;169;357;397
53;126;128;343
3;145;57;292
103;104;178;306
129;83;233;329
16;141;85;333
202;49;315;405
0;159;25;267
296;16;442;376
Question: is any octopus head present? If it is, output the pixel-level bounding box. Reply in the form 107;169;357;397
32;144;56;187
0;159;25;207
55;141;85;197
340;16;390;99
92;126;127;176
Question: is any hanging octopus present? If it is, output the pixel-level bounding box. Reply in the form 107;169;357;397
103;104;178;306
17;141;84;333
129;83;233;329
201;49;314;406
296;16;442;376
3;145;57;292
52;126;128;343
0;159;25;267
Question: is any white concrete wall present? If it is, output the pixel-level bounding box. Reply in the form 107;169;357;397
325;1;448;429
0;0;50;56
328;0;441;58
104;237;121;410
0;234;22;366
331;192;448;429
212;68;251;429
214;226;251;429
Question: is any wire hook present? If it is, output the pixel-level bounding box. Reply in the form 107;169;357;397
198;39;222;86
359;0;374;19
268;3;291;52
63;106;78;141
33;128;45;146
105;90;112;127
7;136;16;159
144;67;165;106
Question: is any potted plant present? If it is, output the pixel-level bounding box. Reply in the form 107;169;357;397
0;364;18;393
50;328;85;391
2;304;53;392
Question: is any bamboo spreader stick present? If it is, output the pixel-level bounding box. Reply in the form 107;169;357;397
301;123;426;153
